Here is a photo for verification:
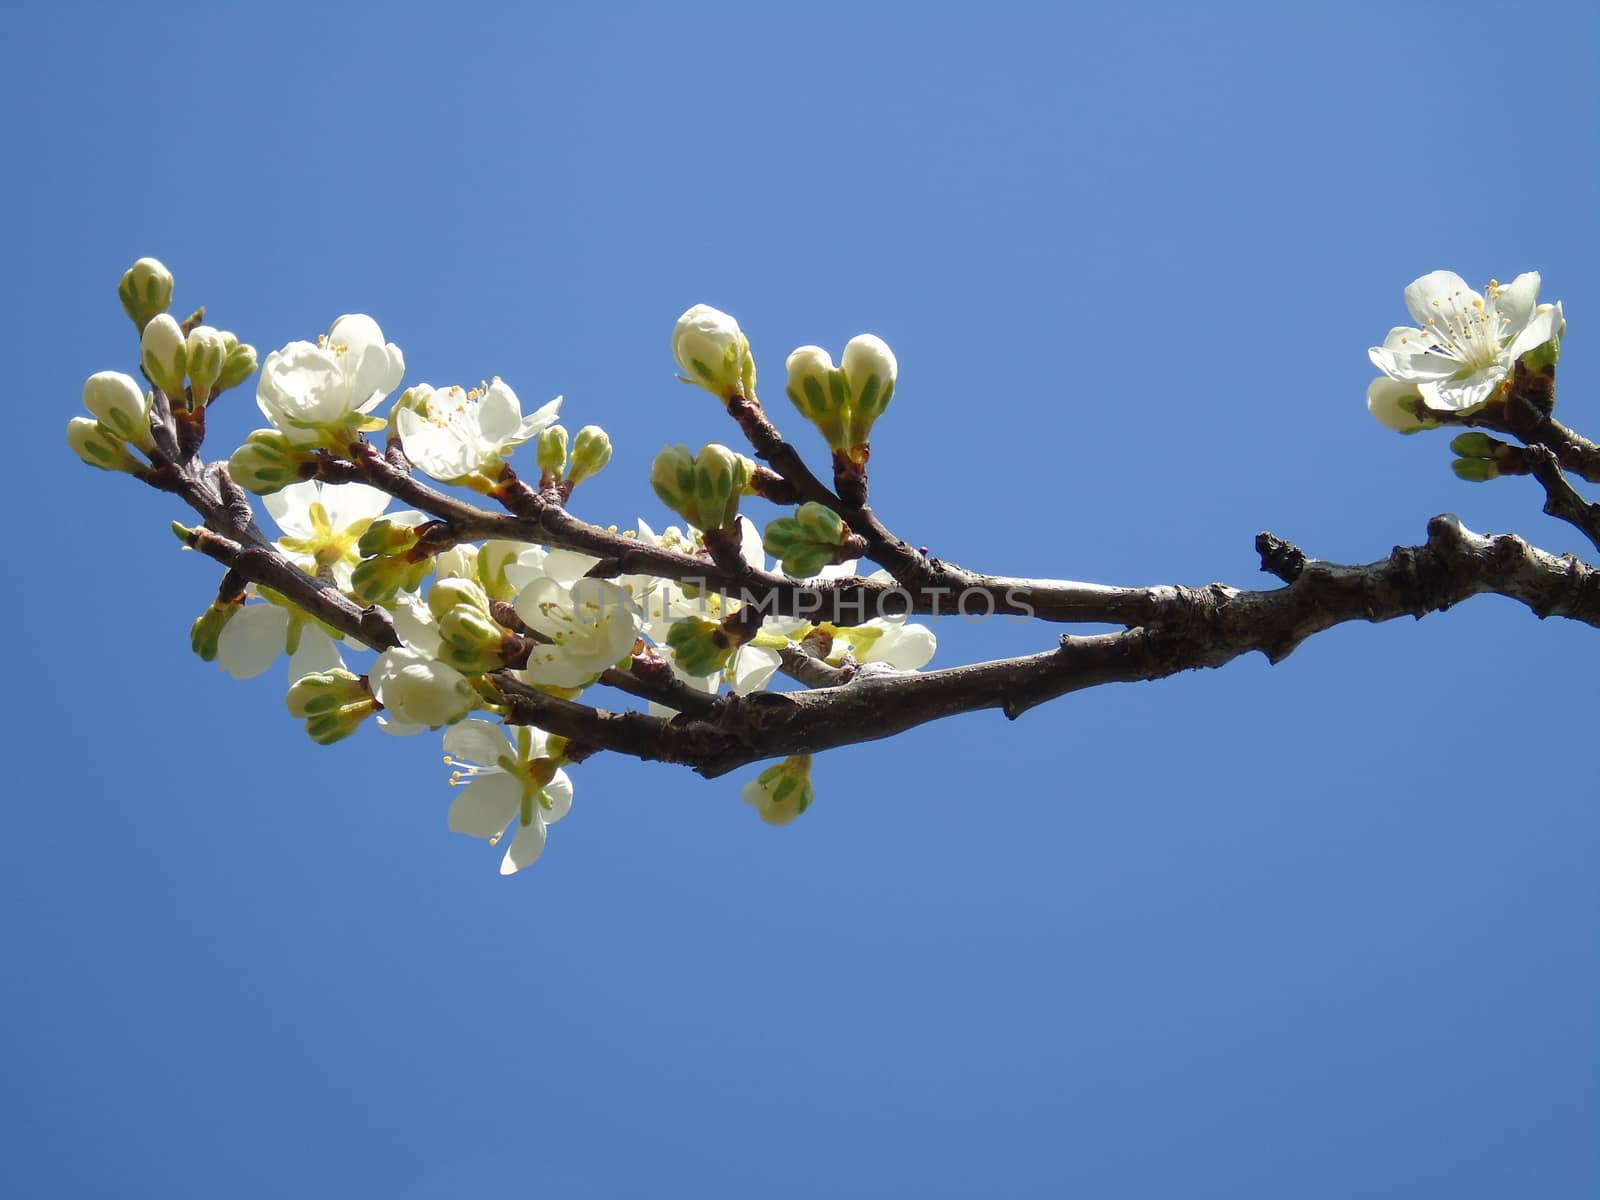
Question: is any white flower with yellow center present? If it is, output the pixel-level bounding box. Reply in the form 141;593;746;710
395;378;561;486
214;481;398;681
267;480;396;586
256;314;404;446
443;719;573;875
1368;271;1563;414
513;578;641;689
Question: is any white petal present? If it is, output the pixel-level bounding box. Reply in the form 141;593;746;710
543;548;603;586
264;480;319;539
1506;305;1562;361
500;817;548;874
730;646;780;694
1493;272;1541;339
444;718;513;768
1366;378;1435;434
476;380;522;444
319;481;392;528
737;516;765;570
513;395;563;443
1423;365;1506;413
216;604;289;679
1403;271;1475;329
867;623;936;670
449;774;521;839
287;628;344;680
541;770;574;825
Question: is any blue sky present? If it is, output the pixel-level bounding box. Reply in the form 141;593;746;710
4;3;1596;1196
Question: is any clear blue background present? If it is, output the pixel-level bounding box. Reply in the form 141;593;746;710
4;3;1596;1196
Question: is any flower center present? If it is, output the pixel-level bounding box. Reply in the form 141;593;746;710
1423;285;1506;370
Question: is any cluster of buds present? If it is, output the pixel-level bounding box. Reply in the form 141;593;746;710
1448;432;1519;483
650;442;755;533
350;518;434;604
763;501;852;578
429;579;519;673
536;424;613;491
785;335;898;461
287;669;378;745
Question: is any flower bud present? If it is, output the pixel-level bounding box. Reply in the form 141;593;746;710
840;334;897;447
741;754;814;826
785;345;849;449
370;647;475;729
650;443;697;521
763;502;847;578
1449;432;1499;459
428;577;494;623
82;371;154;451
350;553;431;606
228;429;310;495
692;442;749;532
292;673;379;745
672;304;756;402
214;337;259;394
666;617;735;677
567;425;613;486
185;325;228;407
190;599;241;661
358;517;423;558
1451;457;1499;482
117;257;174;331
286;668;370;717
1366;378;1438;435
140;313;188;403
437;605;513;673
536;424;570;480
66;417;142;473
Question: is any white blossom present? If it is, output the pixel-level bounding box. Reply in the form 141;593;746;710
1368;271;1563;414
256;314;404;446
514;578;641;688
443;719;573;875
395;378;561;484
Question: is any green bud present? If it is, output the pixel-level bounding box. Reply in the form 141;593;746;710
741;754;814;826
763;502;847;578
651;443;698;521
358;517;422;558
301;699;379;745
1449;432;1499;459
215;337;259;393
785;345;849;449
536;424;570;479
190;599;241;661
691;442;749;532
666;617;734;677
82;371;154;451
140;313;188;403
567;425;613;486
286;669;370;717
350;553;431;606
228;429;309;495
1452;457;1499;482
185;325;228;407
840;334;897;448
437;605;512;672
427;577;493;623
66;417;142;473
117;257;174;331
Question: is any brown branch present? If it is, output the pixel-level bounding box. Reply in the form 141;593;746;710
1520;446;1600;553
315;440;1159;626
492;515;1600;778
